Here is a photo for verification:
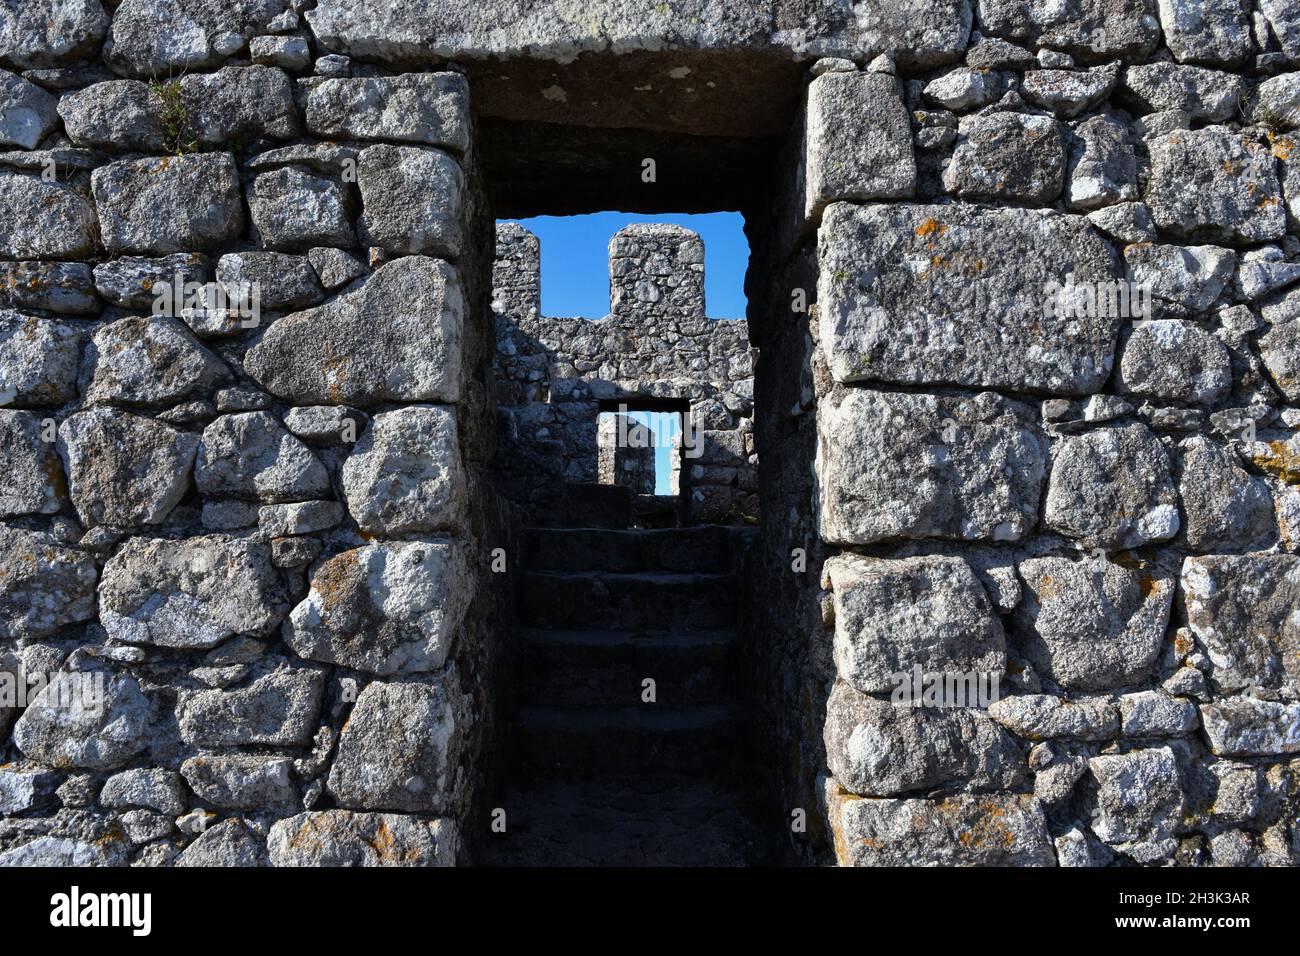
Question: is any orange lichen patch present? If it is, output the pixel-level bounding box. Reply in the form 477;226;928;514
915;217;946;240
942;798;1018;852
1273;136;1295;161
1223;159;1241;175
1174;631;1195;657
1035;574;1059;601
1253;440;1300;485
310;548;361;613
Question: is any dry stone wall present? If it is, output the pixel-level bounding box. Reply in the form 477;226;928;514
0;0;1299;869
0;2;512;867
492;222;758;523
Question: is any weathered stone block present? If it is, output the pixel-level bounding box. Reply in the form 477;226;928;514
0;526;96;639
802;71;914;221
1199;697;1300;755
1066;112;1137;211
943;111;1065;206
1182;555;1300;692
824;680;1024;796
853;0;973;68
195;412;330;503
268;811;457;866
1122;244;1235;317
106;0;289;76
92;154;245;255
304;73;469;150
326;677;465;813
81;316;230;410
0;261;98;316
1145;127;1285;245
14;665;150;771
174;66;300;147
342;405;467;535
181;755;297;811
356;145;464;258
824;553;1005;694
825;786;1055;866
1043;423;1179;549
1176;437;1273;551
1013;555;1175;691
58;80;166;152
284;540;470;675
58;408;199;528
816;389;1046;545
247;166;355;251
1156;0;1252;67
99;535;290;650
1121;62;1244;122
100;769;188;815
1116;320;1232;403
175;656;325;747
0;69;58;150
0;0;109;70
817;202;1120;393
244;256;463;407
0;410;65;516
1088;746;1184;848
92;253;212;310
0;171;97;259
0;313;82;407
987;694;1119;740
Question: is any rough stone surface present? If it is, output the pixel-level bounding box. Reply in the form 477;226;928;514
305;73;469;150
93;154;245;255
0;410;65;516
81;316;230;409
1145;128;1286;245
268;810;457;866
244;257;463;407
824;680;1024;796
825;789;1055;866
326;677;465;813
824;553;1005;694
943;111;1066;205
818;202;1120;394
1182;555;1300;692
13;665;150;771
802;71;915;220
175;656;325;747
816;389;1046;545
356;145;464;258
341;406;466;535
1043;424;1180;549
284;540;470;675
0;526;96;639
196;412;329;503
99;535;289;649
58;408;198;528
1013;556;1175;691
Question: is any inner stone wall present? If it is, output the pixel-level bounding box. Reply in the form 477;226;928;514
2;0;1300;869
491;222;758;524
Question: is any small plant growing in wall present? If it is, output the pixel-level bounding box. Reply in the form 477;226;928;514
150;78;198;156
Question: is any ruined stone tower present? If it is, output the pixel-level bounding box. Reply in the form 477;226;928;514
1;0;1299;872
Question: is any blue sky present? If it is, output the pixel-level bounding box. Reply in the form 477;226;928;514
503;211;750;319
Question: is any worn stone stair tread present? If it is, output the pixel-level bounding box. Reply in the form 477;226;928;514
518;704;738;731
518;627;737;647
479;774;783;867
525;525;736;573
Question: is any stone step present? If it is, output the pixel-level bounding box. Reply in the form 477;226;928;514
516;705;743;777
517;628;739;708
531;483;633;529
477;774;786;866
518;570;737;630
525;526;735;574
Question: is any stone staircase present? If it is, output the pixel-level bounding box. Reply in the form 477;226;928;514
481;491;780;865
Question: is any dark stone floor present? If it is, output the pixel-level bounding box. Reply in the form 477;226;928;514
479;773;786;867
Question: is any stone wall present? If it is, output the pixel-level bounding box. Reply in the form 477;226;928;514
492;222;759;523
0;5;512;865
1;0;1300;869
